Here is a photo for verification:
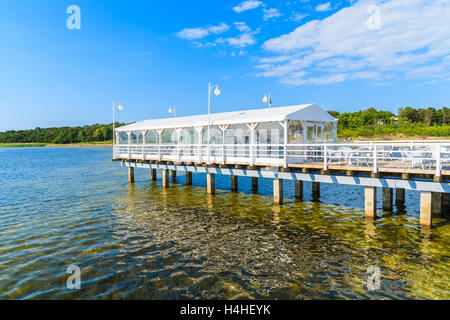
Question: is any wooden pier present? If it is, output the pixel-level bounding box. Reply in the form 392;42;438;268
112;104;449;227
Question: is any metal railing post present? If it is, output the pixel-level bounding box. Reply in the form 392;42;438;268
373;145;378;173
436;144;441;177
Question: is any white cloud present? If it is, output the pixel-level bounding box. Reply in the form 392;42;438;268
263;8;282;20
209;23;231;34
256;0;450;85
291;12;308;22
234;22;251;32
316;2;332;12
217;33;257;48
175;23;230;40
233;1;263;13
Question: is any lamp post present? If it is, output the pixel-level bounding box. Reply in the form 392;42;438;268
207;82;221;144
207;82;221;164
263;93;272;108
112;101;124;145
168;106;177;117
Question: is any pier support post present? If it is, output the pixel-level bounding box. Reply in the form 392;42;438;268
443;194;449;217
186;171;192;185
162;169;169;188
420;191;432;226
252;177;258;193
431;192;442;217
231;175;238;192
365;186;377;218
128;167;134;183
171;170;177;183
395;188;405;206
151;168;157;181
207;173;215;195
273;179;283;205
295;180;303;201
312;182;320;197
382;188;393;212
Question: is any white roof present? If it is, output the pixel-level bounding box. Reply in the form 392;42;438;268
117;104;336;132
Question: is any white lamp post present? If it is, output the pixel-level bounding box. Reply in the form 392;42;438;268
207;82;221;163
263;93;272;108
207;82;221;140
112;101;124;145
168;106;177;117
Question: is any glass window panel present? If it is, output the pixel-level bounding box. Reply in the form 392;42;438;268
256;122;283;145
161;128;178;144
144;130;158;144
307;126;315;143
119;132;128;144
226;124;251;144
130;132;142;144
202;126;223;144
317;126;323;143
324;122;335;142
288;120;304;144
180;128;197;145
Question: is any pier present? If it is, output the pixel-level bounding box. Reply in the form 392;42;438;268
113;104;450;227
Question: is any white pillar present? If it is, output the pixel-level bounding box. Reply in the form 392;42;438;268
128;167;134;183
207;173;215;195
365;186;377;218
273;179;283;205
420;191;432;226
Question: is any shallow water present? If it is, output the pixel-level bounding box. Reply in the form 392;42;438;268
0;147;448;299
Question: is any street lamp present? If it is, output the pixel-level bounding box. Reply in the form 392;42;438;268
168;106;177;117
207;82;221;145
113;101;124;145
263;93;272;108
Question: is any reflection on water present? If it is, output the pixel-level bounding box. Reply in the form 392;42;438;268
0;147;448;299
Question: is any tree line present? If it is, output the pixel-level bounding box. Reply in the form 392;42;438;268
0;123;125;144
328;106;450;138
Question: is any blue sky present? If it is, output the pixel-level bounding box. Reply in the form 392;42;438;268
0;0;449;131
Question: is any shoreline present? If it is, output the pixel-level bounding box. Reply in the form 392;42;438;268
0;143;112;148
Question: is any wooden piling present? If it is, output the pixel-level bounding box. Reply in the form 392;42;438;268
382;187;393;211
171;170;176;183
231;175;238;192
395;188;405;206
207;173;215;195
295;180;303;201
151;168;157;181
128;167;134;183
273;179;283;205
162;169;169;188
443;193;449;217
365;186;377;218
186;171;192;185
431;192;442;218
252;177;258;193
420;191;432;226
312;182;320;197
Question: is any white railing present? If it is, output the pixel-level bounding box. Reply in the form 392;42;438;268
114;142;450;176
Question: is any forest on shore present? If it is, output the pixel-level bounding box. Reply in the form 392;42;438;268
0;106;449;144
